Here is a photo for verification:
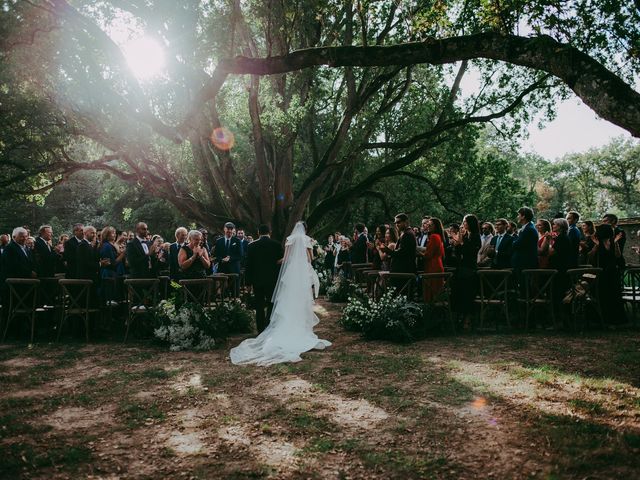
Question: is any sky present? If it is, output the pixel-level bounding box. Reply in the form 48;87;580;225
520;97;631;160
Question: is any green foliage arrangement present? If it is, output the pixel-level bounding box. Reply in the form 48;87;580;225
340;289;425;343
153;298;254;351
326;276;357;303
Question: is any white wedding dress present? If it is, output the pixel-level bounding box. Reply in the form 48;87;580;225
230;221;332;366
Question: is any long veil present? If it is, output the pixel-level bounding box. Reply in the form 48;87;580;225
230;221;331;366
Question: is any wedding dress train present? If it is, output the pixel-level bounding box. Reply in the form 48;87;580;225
229;221;331;366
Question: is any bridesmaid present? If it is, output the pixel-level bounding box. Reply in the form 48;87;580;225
422;218;445;302
450;214;481;330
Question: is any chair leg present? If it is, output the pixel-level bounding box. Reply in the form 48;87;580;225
30;312;35;344
84;312;90;343
2;314;12;341
57;313;66;342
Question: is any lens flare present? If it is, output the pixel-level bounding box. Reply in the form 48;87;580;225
210;127;235;151
471;397;487;409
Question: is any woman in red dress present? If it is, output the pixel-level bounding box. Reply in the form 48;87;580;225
422;217;445;302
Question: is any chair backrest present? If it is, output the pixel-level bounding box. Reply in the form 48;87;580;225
59;279;93;311
477;270;512;302
6;278;40;312
625;267;640;299
419;272;453;303
124;279;159;307
521;269;557;302
209;274;228;303
379;272;417;297
179;279;211;306
566;267;602;302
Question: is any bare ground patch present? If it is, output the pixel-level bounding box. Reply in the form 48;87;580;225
0;300;639;479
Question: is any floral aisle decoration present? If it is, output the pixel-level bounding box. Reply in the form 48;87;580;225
154;296;254;351
326;275;357;302
340;288;425;343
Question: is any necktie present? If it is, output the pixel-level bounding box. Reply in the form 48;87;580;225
226;239;230;254
496;235;502;250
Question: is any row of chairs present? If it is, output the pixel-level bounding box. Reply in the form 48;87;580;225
0;273;242;343
349;263;640;333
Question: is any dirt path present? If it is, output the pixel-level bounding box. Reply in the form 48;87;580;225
0;299;639;479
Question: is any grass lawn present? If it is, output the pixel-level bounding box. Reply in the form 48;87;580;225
0;299;639;479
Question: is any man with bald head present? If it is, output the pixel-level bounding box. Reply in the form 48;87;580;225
1;227;36;281
169;227;188;280
126;222;157;278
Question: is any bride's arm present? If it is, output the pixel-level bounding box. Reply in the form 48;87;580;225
307;248;313;264
278;245;289;265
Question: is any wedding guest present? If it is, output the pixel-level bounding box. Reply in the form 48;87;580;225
548;218;571;312
1;227;36;281
126;222;156;278
536;219;552;269
237;229;249;260
579;221;596;265
76;226;101;282
336;237;352;277
451;214;481;329
0;234;9;253
390;213;417;275
422;217;445;302
169;227;188;280
477;222;494;266
99;226;125;303
34;225;60;278
63;223;84;278
589;224;627;325
323;235;337;273
508;221;518;238
351;223;368;264
417;217;429;249
602;213;626;267
445;223;460;268
214;222;242;276
25;236;35;251
488;218;514;269
566;211;581;268
377;228;397;271
150;234;166;275
512;207;539;275
178;230;211;279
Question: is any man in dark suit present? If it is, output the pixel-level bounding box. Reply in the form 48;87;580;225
237;229;249;264
511;207;539;274
1;227;36;281
245;224;284;333
351;223;369;264
602;213;626;267
126;222;157;278
169;227;188;280
214;222;242;275
63;223;84;278
488;218;514;269
390;213;417;274
34;225;60;278
76;226;100;282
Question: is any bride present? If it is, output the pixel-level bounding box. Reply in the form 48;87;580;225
230;221;332;366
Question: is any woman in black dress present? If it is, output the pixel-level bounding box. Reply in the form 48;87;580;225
589;224;626;325
178;230;211;279
450;214;481;330
548;218;571;316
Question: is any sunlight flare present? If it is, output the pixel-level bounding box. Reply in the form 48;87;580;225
122;36;165;80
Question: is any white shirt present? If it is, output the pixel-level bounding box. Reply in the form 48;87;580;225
137;236;149;255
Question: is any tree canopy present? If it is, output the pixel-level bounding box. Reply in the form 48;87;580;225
1;0;638;236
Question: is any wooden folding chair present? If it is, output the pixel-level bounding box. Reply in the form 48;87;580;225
378;272;417;299
123;278;159;342
519;269;557;330
210;274;228;304
57;279;99;342
475;269;513;330
2;278;42;343
566;267;604;330
420;272;455;333
179;278;212;307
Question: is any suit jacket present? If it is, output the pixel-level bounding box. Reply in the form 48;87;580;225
351;233;368;264
490;234;514;269
1;241;35;280
245;236;284;289
76;240;100;282
390;228;417;274
63;236;82;278
34;236;59;278
169;242;183;280
511;222;539;271
126;238;152;278
214;235;242;274
567;224;581;268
